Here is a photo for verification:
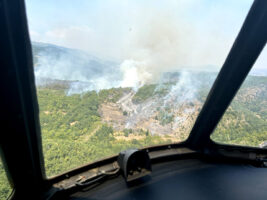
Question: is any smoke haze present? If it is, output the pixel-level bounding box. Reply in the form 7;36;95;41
32;11;222;94
30;0;265;96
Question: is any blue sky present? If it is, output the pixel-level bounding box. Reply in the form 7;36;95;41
25;0;266;69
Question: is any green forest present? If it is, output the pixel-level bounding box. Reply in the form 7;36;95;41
211;76;267;146
1;75;266;199
0;160;11;200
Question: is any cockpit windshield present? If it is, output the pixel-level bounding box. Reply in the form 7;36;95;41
24;0;256;177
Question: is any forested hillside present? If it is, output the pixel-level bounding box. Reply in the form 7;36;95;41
37;74;267;176
0;160;11;200
211;76;267;146
1;75;266;199
38;87;172;176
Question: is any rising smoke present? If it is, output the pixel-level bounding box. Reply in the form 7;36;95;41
34;13;204;94
30;0;257;135
33;6;224;98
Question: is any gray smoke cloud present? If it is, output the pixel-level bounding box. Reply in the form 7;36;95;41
31;0;259;96
33;10;223;95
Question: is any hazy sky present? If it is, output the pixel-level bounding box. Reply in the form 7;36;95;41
25;0;266;69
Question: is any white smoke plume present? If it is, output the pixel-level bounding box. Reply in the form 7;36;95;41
30;0;255;96
118;14;195;88
163;71;197;107
33;8;222;95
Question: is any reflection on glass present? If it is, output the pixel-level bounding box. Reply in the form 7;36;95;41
25;0;253;176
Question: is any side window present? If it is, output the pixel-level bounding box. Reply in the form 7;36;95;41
211;47;267;147
0;158;12;199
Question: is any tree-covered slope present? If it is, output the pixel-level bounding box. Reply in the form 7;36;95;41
1;74;266;199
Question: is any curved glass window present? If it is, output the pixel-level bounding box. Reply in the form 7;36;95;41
25;0;253;176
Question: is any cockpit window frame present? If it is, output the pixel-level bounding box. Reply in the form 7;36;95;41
0;0;266;199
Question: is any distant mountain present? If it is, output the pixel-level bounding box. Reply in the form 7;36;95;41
31;42;266;95
32;42;121;91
